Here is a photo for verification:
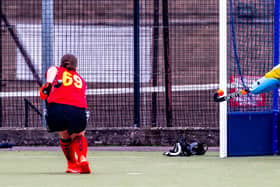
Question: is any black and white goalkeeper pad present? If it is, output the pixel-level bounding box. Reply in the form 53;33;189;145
163;140;208;156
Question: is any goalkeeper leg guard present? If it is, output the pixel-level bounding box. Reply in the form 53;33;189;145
163;140;192;156
189;142;208;155
163;142;182;156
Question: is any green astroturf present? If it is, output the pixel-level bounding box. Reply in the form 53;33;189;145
1;150;280;187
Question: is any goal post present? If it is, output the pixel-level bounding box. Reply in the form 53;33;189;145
219;0;227;158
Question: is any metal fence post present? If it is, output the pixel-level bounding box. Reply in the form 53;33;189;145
0;0;2;127
152;0;159;126
42;0;53;127
162;0;172;127
134;0;140;127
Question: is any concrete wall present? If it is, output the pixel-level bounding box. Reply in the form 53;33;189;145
0;128;219;146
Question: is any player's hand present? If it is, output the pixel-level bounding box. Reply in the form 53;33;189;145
40;83;52;100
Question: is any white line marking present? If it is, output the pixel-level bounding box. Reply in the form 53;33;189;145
0;84;219;98
127;172;142;175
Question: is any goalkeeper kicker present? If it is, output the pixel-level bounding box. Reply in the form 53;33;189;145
214;64;280;102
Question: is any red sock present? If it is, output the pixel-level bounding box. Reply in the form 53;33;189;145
73;136;88;162
59;139;77;164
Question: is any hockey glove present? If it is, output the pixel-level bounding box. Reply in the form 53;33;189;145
40;83;52;100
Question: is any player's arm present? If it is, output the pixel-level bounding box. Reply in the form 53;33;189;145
40;66;58;100
249;64;280;94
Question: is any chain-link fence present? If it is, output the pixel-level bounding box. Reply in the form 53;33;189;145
0;0;219;128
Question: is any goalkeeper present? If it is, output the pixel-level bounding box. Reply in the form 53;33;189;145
249;64;280;94
39;54;91;174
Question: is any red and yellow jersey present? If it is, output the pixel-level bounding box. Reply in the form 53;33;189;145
46;67;88;109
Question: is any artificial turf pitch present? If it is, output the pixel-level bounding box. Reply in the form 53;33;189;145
0;149;280;187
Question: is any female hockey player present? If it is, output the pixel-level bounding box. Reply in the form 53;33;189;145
39;54;91;174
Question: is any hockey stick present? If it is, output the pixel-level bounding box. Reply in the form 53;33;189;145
214;89;249;103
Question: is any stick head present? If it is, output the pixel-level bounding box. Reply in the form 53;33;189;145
240;89;248;95
216;89;224;96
